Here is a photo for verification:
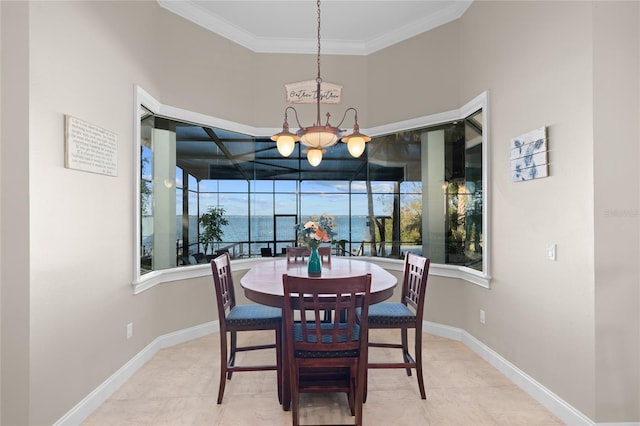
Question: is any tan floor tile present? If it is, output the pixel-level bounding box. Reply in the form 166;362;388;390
488;409;565;426
216;393;290;426
149;396;223;426
83;398;167;425
365;368;425;398
424;401;500;426
297;393;355;425
82;331;564;426
364;388;430;425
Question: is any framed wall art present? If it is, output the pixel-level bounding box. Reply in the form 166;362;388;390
65;115;118;177
511;126;548;182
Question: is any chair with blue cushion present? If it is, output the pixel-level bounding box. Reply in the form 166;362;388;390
211;252;282;404
363;252;430;400
282;273;371;426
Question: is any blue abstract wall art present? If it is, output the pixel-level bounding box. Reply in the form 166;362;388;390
511;126;548;182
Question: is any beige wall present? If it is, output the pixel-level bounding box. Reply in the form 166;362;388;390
592;2;640;421
451;2;638;421
1;1;638;424
26;2;159;424
461;0;598;417
1;2;31;425
367;21;462;126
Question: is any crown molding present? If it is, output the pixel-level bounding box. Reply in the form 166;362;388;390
157;0;472;56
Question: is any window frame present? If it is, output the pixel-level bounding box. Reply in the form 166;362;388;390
133;86;490;294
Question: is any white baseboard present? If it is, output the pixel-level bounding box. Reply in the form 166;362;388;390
54;321;218;426
56;319;637;426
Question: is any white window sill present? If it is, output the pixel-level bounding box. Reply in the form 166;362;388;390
132;256;490;294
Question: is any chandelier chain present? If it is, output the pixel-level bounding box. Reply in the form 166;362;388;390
271;0;370;165
316;0;322;84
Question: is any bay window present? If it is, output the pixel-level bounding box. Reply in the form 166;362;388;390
134;87;489;291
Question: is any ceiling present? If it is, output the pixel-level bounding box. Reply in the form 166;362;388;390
157;0;473;55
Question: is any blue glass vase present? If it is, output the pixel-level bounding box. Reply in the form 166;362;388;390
307;247;322;277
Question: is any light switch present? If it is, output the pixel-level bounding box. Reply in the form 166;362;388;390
547;243;556;261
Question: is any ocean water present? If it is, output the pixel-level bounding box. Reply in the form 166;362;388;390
143;215;421;258
166;215;369;257
187;215;369;246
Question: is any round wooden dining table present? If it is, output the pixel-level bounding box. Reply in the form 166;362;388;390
240;257;397;411
240;257;398;308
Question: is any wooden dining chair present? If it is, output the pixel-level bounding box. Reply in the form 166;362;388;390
363;252;430;400
286;246;310;263
282;273;372;426
318;246;332;263
210;252;282;404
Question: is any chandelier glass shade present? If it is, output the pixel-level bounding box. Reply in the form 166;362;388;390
271;0;370;167
272;121;298;157
342;122;369;157
276;136;296;157
305;148;325;167
300;126;339;148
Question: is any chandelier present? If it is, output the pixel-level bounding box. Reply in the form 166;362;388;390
271;0;370;167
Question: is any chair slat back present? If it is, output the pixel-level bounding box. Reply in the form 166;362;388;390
318;246;332;263
402;253;430;314
211;252;236;319
283;274;371;353
286;246;310;263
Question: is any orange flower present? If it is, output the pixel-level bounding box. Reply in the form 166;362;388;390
315;227;329;242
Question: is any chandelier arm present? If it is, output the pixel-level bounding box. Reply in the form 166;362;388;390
335;107;359;129
285;106;304;129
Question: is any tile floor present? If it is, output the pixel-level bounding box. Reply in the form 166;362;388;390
83;329;564;425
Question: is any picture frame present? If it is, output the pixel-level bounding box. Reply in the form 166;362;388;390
510;126;548;182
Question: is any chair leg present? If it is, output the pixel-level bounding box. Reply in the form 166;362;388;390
348;365;356;416
227;331;236;380
355;372;364;426
415;327;426;399
356;357;368;426
401;328;412;376
282;321;291;412
217;331;228;404
363;344;369;404
275;327;283;404
291;363;300;426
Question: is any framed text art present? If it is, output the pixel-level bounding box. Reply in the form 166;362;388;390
65;115;118;177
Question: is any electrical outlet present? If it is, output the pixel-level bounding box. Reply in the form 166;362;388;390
479;309;486;324
126;322;133;339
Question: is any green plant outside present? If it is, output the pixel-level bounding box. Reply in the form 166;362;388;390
198;206;229;255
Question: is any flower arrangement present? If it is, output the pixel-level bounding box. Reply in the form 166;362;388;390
295;214;336;249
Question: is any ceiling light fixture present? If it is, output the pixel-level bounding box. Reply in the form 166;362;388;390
271;0;370;167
